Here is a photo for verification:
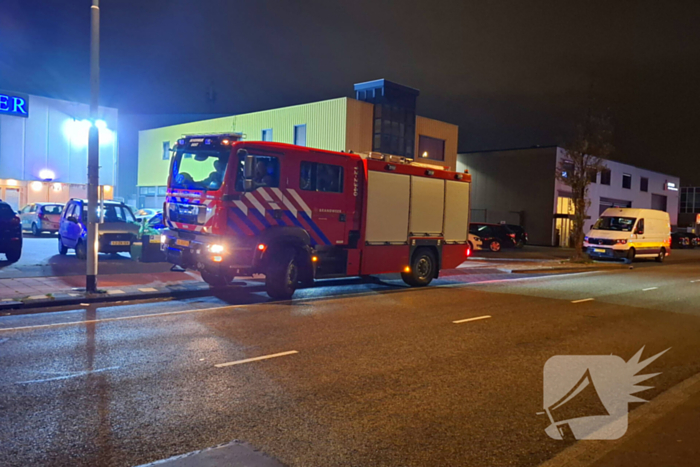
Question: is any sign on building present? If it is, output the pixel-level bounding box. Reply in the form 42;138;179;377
0;90;29;118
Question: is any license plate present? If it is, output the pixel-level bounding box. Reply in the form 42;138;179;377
150;238;161;243
111;241;130;246
176;239;190;247
594;248;606;253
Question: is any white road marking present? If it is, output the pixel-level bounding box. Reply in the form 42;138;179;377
214;350;298;368
453;315;491;324
571;298;595;304
16;366;119;384
107;289;125;295
642;287;658;291
138;287;159;292
691;280;700;283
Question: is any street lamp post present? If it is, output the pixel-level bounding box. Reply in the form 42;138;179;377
86;0;100;292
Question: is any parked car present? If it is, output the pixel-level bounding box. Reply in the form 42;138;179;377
58;199;139;259
505;224;528;248
468;233;483;252
19;202;64;236
0;201;22;262
139;212;165;238
671;231;697;249
134;208;161;223
469;223;517;252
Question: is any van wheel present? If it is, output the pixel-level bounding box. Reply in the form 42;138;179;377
402;248;436;287
201;270;232;288
58;235;68;255
656;248;666;263
265;248;298;300
626;248;636;264
75;240;87;260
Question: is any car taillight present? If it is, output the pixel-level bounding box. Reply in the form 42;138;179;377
37;211;44;219
508;233;516;238
11;216;20;225
466;246;472;257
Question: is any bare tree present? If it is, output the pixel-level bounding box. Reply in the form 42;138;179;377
556;111;614;260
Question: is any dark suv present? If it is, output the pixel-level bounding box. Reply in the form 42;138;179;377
58;199;139;259
469;223;517;252
0;201;22;262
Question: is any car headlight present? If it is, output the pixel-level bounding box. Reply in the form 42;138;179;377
208;244;224;253
584;236;589;242
616;239;627;245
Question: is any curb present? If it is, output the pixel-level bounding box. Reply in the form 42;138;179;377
511;265;627;274
0;284;217;315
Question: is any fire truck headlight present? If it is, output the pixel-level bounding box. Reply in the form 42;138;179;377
161;235;167;244
208;244;225;254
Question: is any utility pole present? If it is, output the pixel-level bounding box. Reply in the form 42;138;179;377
86;0;100;292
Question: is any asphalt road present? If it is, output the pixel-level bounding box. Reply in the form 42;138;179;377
1;261;700;466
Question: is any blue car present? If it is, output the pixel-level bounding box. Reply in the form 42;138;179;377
58;199;139;259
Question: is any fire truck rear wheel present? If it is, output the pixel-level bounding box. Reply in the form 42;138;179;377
266;249;299;300
402;248;436;287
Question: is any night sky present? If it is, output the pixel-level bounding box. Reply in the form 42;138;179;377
2;0;700;184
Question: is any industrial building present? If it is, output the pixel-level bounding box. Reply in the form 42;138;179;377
0;89;118;211
137;80;458;208
458;146;680;247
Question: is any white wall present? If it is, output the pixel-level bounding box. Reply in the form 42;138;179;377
0;94;118;186
554;148;680;231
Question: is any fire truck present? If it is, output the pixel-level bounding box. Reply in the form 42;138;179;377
161;134;472;299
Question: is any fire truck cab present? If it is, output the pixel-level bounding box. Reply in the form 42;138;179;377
161;134;471;299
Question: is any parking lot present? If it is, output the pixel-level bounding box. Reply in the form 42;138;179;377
0;235;171;279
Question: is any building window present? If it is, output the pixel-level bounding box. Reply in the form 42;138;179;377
640;177;649;192
561;160;574;179
299;161;344;193
294;124;306;147
417;135;445;162
622;173;632;189
600;168;611;185
262;129;273;142
162;141;170;160
372;104;415;158
588;169;598;184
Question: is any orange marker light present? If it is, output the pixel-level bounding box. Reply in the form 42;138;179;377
257;243;266;251
403;266;411;273
312;256;318;262
222;139;230;145
212;256;223;262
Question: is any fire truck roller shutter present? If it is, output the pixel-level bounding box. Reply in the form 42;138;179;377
443;180;470;242
409;176;445;236
365;171;411;244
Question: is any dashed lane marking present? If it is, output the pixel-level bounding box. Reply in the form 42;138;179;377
643;287;659;291
571;298;595;304
453;315;491;324
214;351;298;368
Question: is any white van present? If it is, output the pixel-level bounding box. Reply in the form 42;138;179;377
584;208;671;263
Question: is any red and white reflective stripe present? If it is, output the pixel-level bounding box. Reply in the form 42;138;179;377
271;188;297;217
244;192;266;216
257;188;280;210
287;188;312;217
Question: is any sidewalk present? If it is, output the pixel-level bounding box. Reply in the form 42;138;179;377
0;270;211;312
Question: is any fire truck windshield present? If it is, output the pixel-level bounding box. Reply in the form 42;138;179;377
170;149;230;191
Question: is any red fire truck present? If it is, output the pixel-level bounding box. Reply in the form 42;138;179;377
161;134;472;299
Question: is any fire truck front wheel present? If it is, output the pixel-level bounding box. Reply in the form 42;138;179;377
265;248;299;300
402;248;437;287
